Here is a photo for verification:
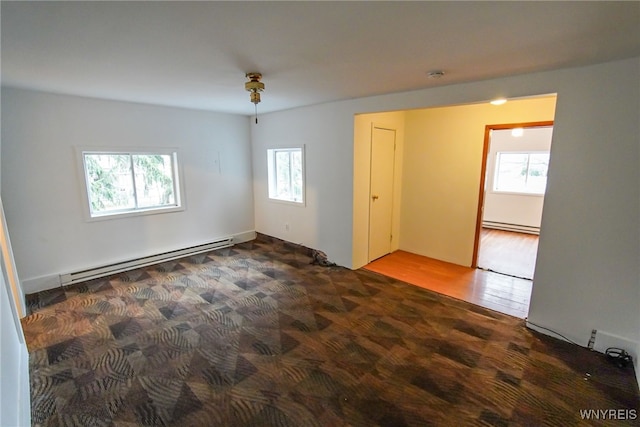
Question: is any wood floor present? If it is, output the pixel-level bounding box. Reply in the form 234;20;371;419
477;228;539;279
364;233;534;318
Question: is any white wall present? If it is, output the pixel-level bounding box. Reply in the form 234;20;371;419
527;58;640;349
0;99;31;427
1;88;255;293
251;103;357;267
252;57;639;362
483;126;554;229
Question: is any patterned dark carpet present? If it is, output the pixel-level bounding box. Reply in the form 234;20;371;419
23;234;639;426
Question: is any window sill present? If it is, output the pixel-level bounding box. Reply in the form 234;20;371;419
489;191;545;197
86;205;185;222
267;198;306;208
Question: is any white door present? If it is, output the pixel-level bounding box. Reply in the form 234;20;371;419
368;127;396;261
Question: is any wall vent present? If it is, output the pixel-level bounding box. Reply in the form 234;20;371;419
59;237;233;286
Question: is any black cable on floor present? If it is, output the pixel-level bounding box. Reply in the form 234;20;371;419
605;348;634;368
524;319;583;347
476;266;532;282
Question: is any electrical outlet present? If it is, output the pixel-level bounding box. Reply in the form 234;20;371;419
587;329;597;350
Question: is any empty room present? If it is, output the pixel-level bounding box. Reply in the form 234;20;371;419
1;2;639;426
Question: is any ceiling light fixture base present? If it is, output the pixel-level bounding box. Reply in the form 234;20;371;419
245;72;265;104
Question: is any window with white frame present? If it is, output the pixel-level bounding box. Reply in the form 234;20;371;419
493;151;550;195
82;150;182;218
267;147;305;204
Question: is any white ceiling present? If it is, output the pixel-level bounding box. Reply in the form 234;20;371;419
2;1;639;116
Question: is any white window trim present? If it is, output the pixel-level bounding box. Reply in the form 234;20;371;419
267;145;306;206
77;147;186;221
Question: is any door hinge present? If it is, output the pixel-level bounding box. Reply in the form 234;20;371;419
390;234;393;242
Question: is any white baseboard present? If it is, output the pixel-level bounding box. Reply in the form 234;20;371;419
233;229;257;244
22;274;62;295
525;320;586;346
22;230;257;295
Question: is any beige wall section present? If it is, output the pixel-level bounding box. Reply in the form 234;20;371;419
399;96;556;266
353;111;405;269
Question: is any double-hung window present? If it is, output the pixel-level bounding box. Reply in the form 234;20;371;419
267;147;305;204
81;150;182;219
493;151;550;195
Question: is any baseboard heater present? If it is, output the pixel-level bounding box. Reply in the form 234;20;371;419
483;221;540;235
59;237;234;286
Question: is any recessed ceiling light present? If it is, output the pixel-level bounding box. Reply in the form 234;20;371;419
490;98;507;106
427;70;445;79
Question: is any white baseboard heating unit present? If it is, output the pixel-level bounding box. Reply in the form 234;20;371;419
59;237;233;286
482;221;540;235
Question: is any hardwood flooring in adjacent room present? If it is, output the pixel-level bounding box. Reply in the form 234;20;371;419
365;250;532;318
477;228;539;280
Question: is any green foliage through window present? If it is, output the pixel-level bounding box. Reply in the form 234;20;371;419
83;152;179;217
267;147;304;204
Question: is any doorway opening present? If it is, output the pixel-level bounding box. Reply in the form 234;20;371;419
353;95;557;318
473;122;554;280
